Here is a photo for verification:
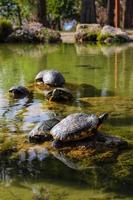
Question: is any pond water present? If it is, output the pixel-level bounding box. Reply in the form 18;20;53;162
0;43;133;200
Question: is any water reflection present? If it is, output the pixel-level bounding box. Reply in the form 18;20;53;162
75;43;133;57
51;150;92;170
75;83;114;98
0;92;58;133
19;146;49;163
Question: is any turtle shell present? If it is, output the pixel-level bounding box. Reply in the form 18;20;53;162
35;70;65;87
29;117;61;143
50;113;99;141
9;86;30;98
35;70;45;82
46;87;73;102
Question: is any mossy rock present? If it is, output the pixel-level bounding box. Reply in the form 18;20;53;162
97;33;113;43
84;32;99;42
97;33;129;44
75;24;101;43
7;22;61;44
0;18;13;42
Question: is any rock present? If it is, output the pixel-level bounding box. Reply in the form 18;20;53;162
75;23;101;42
75;24;130;44
6;22;61;43
100;25;130;43
76;23;101;33
51;132;128;150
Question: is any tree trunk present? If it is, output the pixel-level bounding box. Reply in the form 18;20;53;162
80;0;97;24
107;0;115;26
123;0;133;28
114;0;120;28
17;5;22;26
37;0;47;26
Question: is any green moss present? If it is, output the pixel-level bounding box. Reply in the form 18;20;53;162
0;133;5;143
0;137;16;155
97;33;128;44
97;33;113;43
85;32;99;42
113;35;128;43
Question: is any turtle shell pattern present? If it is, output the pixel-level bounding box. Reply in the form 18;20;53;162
29;117;61;142
50;113;99;141
35;70;65;87
35;70;46;82
9;86;30;97
46;87;73;101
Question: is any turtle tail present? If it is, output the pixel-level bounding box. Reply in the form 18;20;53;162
98;113;108;126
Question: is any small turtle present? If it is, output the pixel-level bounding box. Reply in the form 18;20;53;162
50;112;108;148
35;70;65;87
45;87;73;102
9;86;30;98
29;116;62;143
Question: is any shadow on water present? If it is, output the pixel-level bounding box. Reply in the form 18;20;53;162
76;64;103;70
74;83;114;98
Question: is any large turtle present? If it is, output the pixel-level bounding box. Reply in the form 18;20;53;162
45;87;73;102
9;85;30;98
50;112;108;148
35;70;65;87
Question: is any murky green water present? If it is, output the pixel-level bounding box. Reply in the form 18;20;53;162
0;43;133;200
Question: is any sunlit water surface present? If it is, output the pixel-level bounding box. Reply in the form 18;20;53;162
0;43;133;200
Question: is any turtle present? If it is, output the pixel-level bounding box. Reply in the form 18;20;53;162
45;87;73;102
29;116;62;143
50;112;108;148
35;70;65;87
9;85;30;98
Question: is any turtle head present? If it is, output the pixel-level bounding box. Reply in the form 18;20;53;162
9;87;20;98
49;88;63;101
46;89;60;101
52;88;61;98
9;87;16;93
98;113;108;126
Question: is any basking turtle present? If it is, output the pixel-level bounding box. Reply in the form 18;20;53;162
29;116;62;143
9;86;30;98
45;87;73;102
50;112;108;148
35;70;65;87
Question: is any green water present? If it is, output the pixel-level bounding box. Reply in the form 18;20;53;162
0;43;133;200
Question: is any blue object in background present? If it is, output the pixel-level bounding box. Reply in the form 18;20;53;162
63;20;77;31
